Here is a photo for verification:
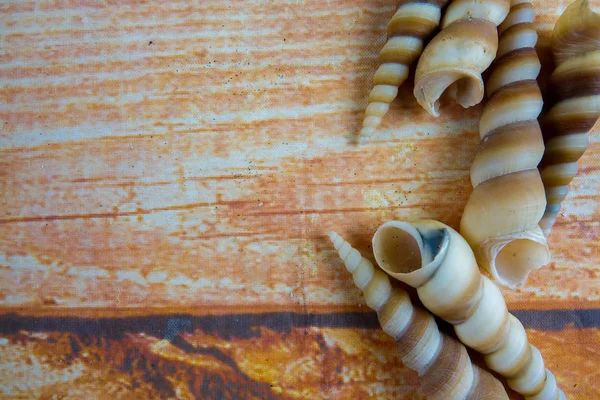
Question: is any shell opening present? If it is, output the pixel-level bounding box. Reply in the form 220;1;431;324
453;76;484;109
416;72;484;117
493;239;550;287
372;221;448;288
373;225;423;275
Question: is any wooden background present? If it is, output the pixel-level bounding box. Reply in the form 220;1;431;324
1;0;599;398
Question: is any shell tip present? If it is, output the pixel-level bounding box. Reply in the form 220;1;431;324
358;127;375;142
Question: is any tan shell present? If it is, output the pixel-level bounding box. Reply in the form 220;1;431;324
539;0;600;235
459;0;550;288
358;0;451;140
328;231;508;400
413;0;510;116
371;220;565;400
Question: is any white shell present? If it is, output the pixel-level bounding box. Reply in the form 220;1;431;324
358;0;449;140
371;219;564;399
413;0;510;116
328;231;508;399
459;0;550;288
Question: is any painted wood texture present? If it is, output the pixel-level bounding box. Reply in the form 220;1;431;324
0;314;597;399
1;0;599;314
0;1;599;399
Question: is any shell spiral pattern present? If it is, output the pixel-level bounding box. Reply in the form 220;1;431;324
459;0;550;288
328;232;508;400
413;0;510;116
539;0;600;235
372;220;565;400
358;0;451;140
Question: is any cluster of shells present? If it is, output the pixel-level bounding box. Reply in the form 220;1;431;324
330;0;600;398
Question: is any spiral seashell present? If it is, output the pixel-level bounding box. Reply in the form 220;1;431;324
413;0;510;116
372;220;565;400
328;232;508;400
458;0;550;288
539;0;600;235
358;0;451;140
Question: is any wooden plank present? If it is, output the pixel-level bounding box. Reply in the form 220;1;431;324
1;0;600;316
0;313;597;399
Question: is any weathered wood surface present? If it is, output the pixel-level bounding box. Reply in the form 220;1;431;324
1;0;599;398
0;314;598;399
1;0;599;314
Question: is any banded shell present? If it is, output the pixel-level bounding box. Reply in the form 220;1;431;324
413;0;510;116
539;0;600;235
371;220;565;400
328;232;509;400
459;0;550;288
358;0;450;140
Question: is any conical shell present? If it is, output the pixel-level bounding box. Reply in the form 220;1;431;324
371;219;564;399
328;231;508;400
539;0;600;235
413;0;510;116
358;0;451;141
551;0;600;66
459;0;550;287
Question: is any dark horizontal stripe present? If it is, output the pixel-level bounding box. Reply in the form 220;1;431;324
499;21;535;39
0;312;380;340
379;47;418;65
540;146;587;166
539;169;575;187
512;309;600;331
542;115;598;139
492;47;538;69
0;309;598;340
388;17;438;40
485;120;541;141
497;78;540;92
550;68;600;102
486;79;540;103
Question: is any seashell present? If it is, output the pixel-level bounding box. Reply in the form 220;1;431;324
358;0;451;140
539;0;600;235
459;0;550;288
413;0;510;116
371;219;565;400
328;231;508;400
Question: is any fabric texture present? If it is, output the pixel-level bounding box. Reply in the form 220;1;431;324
0;0;598;398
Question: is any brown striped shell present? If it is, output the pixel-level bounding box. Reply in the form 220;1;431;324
358;0;451;140
372;220;565;400
459;0;550;288
328;231;509;400
413;0;511;116
539;0;600;235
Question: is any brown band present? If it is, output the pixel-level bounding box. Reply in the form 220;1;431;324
549;67;600;102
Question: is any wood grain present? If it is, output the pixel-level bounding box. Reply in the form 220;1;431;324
1;1;600;397
1;0;599;315
0;314;597;399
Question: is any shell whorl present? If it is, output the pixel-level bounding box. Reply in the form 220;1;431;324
459;0;550;288
413;0;510;116
358;0;451;140
371;220;564;400
539;0;600;235
328;232;508;400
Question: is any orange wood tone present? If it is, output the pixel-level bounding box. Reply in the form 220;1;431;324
0;324;596;399
0;0;599;398
1;0;599;314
